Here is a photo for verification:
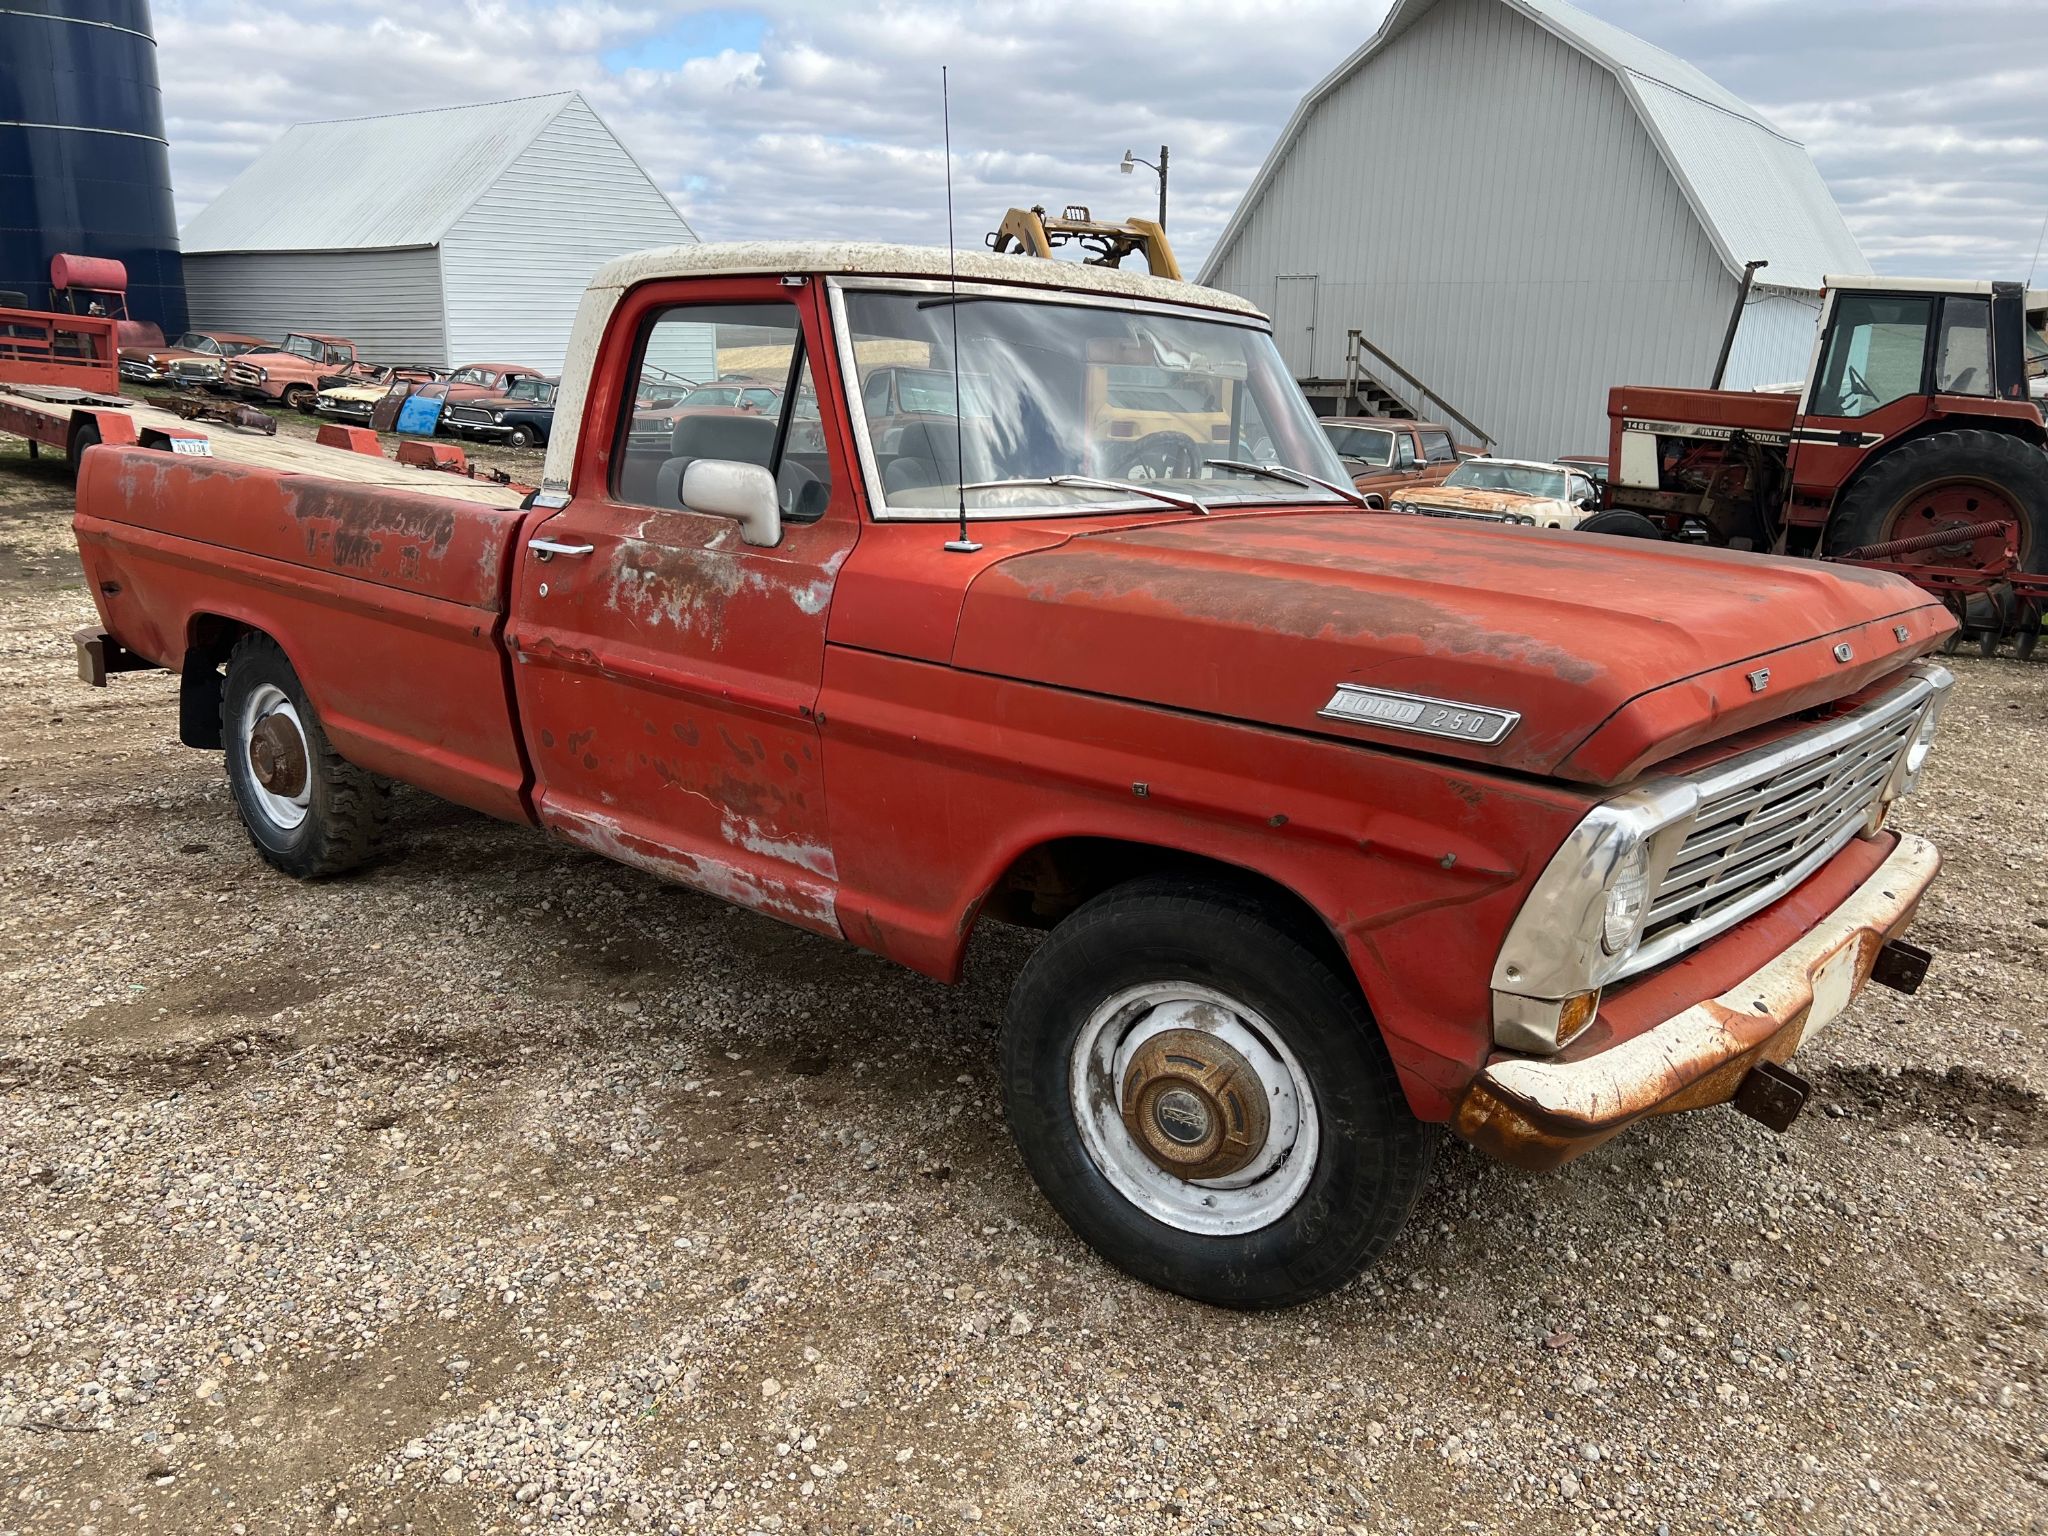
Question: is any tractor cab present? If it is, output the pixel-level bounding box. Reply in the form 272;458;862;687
1603;274;2048;654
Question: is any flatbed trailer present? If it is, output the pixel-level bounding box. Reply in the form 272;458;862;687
0;304;526;507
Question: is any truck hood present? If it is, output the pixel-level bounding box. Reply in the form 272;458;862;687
950;511;1951;785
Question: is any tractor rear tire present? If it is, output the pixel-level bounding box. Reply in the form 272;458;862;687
1576;509;1664;540
1823;429;2048;572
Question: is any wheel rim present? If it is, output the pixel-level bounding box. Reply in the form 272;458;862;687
241;683;311;830
1881;480;2029;570
1069;982;1319;1236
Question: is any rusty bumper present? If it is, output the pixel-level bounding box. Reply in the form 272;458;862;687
1454;832;1940;1171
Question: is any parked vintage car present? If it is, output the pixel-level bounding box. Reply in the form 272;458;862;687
1555;453;1610;491
1388;457;1602;529
119;331;269;388
627;377;783;453
221;334;369;411
433;362;548;405
1319;417;1462;500
442;375;558;447
312;365;444;427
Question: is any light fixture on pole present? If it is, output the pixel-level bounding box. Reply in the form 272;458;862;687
1120;144;1169;231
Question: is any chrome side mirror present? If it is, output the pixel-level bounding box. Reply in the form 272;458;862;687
682;459;781;547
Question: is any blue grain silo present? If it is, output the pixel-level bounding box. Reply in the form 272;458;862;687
0;0;187;332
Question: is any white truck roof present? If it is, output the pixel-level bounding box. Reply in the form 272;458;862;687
543;241;1265;494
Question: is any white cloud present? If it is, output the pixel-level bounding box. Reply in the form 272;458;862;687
154;0;2048;282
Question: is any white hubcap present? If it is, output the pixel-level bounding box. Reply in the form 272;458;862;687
1070;982;1319;1236
240;683;311;831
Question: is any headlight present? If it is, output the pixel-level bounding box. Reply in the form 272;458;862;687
1867;690;1948;831
1491;785;1697;1052
255;366;268;381
491;411;505;424
1601;840;1650;954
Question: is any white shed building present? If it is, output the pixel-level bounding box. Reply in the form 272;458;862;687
179;92;696;375
1199;0;1870;457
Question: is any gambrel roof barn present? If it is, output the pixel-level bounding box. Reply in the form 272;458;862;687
1200;0;1870;456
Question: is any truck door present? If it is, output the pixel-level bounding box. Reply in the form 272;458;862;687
508;278;857;936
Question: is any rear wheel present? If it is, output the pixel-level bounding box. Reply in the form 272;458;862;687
65;420;101;483
1824;429;2048;574
1001;875;1434;1308
222;634;390;878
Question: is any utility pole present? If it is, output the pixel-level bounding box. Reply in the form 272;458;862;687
1121;144;1170;231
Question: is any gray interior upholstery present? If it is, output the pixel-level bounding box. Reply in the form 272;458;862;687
654;413;779;507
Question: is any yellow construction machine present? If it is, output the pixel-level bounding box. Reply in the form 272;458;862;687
985;205;1182;281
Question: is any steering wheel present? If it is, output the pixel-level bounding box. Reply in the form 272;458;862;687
1845;363;1876;406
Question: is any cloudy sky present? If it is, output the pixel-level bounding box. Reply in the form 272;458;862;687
154;0;2048;282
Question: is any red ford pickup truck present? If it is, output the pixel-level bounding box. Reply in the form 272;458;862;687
71;244;1955;1308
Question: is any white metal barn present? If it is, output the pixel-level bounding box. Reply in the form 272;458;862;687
179;92;696;374
1199;0;1871;458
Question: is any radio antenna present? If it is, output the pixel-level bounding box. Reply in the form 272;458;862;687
941;65;980;554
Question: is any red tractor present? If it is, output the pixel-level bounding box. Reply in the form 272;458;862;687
1599;276;2048;656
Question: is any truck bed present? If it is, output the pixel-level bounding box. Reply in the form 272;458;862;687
74;444;536;823
2;384;529;510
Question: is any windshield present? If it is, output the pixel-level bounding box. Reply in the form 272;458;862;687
1443;460;1568;498
282;335;320;360
172;333;218;353
842;288;1350;517
1321;424;1394;466
2027;313;2048;376
505;377;553;403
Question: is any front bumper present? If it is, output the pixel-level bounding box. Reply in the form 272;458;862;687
119;361;168;384
1454;832;1939;1170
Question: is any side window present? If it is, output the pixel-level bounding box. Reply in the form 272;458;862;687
1394;434;1418;469
1934;297;1993;397
1811;293;1932;418
614;302;831;521
1419;430;1456;464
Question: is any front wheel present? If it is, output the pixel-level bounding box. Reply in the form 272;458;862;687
1001;876;1434;1308
509;424;539;448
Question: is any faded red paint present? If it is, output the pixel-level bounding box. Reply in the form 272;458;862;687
316;424;383;456
0;305;121;393
68;256;1952;1145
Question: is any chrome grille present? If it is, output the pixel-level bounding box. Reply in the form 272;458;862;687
445;405;491;426
1627;668;1944;975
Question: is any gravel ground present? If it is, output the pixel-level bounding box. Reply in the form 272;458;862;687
2;443;2044;1534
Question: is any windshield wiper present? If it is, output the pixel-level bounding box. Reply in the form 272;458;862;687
956;475;1208;514
1204;458;1367;507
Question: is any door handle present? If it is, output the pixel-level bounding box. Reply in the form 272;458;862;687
528;538;594;561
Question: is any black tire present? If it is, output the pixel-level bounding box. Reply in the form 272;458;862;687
66;420;101;483
283;384;316;415
509;424;538;448
1576;508;1664;539
1001;874;1435;1309
221;633;390;878
1823;428;2048;567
